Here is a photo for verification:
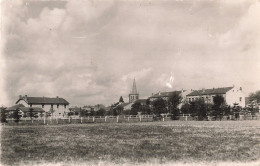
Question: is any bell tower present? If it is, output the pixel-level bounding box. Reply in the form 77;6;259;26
129;78;139;103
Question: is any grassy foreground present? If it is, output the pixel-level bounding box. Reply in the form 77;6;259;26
1;121;260;165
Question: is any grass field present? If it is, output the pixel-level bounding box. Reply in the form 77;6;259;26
1;121;260;166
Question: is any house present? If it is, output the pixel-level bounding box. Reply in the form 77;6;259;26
186;86;245;107
15;95;70;116
149;89;190;108
6;104;45;118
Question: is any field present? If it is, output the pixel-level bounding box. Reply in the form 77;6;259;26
1;121;260;166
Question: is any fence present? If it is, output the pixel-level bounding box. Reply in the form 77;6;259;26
4;114;260;125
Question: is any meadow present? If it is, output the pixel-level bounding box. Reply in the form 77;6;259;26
1;121;260;166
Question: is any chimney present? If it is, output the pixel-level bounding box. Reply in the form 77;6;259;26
24;95;28;100
240;87;242;91
191;89;193;91
57;96;59;98
19;95;22;99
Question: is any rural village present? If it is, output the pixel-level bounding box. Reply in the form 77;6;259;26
1;79;259;124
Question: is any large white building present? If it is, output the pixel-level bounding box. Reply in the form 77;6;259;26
16;95;70;116
186;86;245;107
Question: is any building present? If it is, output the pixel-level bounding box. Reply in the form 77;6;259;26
129;78;139;103
6;104;45;118
149;89;190;108
16;95;70;116
186;86;245;107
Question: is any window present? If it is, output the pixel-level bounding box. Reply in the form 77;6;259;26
51;104;53;109
30;104;32;107
42;104;44;108
57;104;59;108
64;105;67;109
240;97;242;102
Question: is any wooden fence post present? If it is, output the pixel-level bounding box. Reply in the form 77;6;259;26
117;116;119;123
44;117;46;124
56;117;58;124
128;117;130;122
105;116;107;122
186;116;187;121
93;116;95;122
81;117;83;123
140;116;142;122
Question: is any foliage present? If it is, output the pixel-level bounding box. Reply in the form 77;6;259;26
180;103;190;114
249;90;260;103
168;92;182;120
211;95;225;120
13;108;21;123
152;98;167;116
49;108;55;116
131;101;141;115
96;108;106;116
190;99;208;120
0;107;7;123
29;108;34;120
119;96;124;103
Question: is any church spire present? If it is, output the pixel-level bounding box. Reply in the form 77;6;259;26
131;78;138;94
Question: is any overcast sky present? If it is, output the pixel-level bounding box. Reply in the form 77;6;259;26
1;0;260;107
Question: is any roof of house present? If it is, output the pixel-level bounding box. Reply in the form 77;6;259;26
20;107;45;113
135;99;147;105
6;104;25;111
187;87;234;96
16;96;69;105
149;91;182;98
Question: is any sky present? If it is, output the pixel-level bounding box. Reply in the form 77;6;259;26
0;0;260;107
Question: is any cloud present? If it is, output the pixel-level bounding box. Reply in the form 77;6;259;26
1;0;259;106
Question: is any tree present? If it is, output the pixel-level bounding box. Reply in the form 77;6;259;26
13;108;21;123
29;108;34;120
0;107;7;123
211;95;225;120
168;92;182;120
131;101;141;115
152;98;167;116
249;90;260;103
96;108;106;116
180;103;190;114
119;96;124;103
189;99;208;120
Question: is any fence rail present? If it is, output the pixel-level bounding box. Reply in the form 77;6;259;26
4;114;260;125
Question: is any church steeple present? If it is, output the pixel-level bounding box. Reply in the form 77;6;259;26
129;78;139;103
131;78;138;94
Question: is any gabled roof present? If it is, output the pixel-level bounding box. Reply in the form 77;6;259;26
6;104;25;111
187;87;233;96
149;91;182;98
16;96;69;105
135;99;147;105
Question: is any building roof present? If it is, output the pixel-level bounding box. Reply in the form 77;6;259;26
149;91;182;98
16;96;69;105
20;107;45;113
135;99;147;105
6;104;25;111
187;87;233;96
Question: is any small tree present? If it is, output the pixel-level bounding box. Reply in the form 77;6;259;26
29;108;34;120
96;108;106;116
152;98;167;116
13;108;21;123
180;103;190;114
0;107;7;123
249;90;260;103
49;108;55;117
131;101;141;115
119;96;124;103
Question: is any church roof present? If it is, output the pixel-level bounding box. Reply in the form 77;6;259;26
130;78;138;94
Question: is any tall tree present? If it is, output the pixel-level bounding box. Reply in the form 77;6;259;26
189;99;208;120
212;95;225;120
180;103;190;114
168;92;182;120
152;98;167;116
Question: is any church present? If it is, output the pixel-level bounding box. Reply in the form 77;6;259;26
120;79;147;110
